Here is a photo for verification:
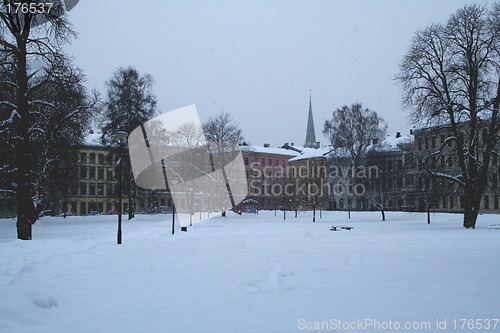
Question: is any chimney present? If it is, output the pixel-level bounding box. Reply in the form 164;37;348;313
291;143;294;146
263;143;270;148
396;132;401;138
410;129;413;135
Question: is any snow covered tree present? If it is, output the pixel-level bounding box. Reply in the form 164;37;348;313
0;1;94;239
100;67;157;219
396;3;499;229
202;112;244;217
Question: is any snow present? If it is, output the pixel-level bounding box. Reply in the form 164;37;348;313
241;145;300;157
371;134;415;152
289;147;332;162
0;211;499;333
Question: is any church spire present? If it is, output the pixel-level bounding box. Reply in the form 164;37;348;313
305;91;318;148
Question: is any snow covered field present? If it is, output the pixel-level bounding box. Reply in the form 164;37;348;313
0;211;499;333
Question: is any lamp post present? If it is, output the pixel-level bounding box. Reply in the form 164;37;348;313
189;187;193;226
115;131;128;244
171;179;178;234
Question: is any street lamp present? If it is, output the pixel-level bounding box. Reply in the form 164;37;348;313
189;187;194;226
115;131;128;244
171;179;178;234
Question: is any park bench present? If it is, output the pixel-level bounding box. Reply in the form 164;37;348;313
330;226;353;231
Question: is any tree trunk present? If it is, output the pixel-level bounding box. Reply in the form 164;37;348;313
462;184;483;229
381;209;385;221
463;196;481;229
15;37;36;240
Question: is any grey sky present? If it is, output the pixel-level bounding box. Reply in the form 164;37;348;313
66;0;489;148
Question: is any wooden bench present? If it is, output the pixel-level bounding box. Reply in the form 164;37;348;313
330;226;353;231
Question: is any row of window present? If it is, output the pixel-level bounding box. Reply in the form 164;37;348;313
77;183;118;197
80;152;114;165
244;156;287;167
80;166;115;180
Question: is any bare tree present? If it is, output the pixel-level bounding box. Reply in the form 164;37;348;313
202;112;244;217
324;104;387;213
396;3;499;228
323;104;387;168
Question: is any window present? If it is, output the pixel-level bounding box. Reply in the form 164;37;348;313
424;138;429;150
80;202;87;215
492;173;498;189
106;184;114;197
89;153;96;164
106;168;113;180
449;196;454;209
441;197;447;209
405;174;415;186
106;154;113;165
80;152;86;163
269;158;272;166
396;160;402;170
88;166;96;180
261;158;265;166
80;183;87;195
396;177;403;189
484;195;490;209
275;159;279;166
417;139;422;150
244;157;248;165
97;167;104;180
494;196;499;210
387;160;393;171
431;137;436;149
98;154;104;164
492;154;497;166
282;160;285;167
98;184;104;196
80;166;87;179
441;156;445;168
89;183;96;196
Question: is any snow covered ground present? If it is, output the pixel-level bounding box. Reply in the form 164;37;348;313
0;211;499;333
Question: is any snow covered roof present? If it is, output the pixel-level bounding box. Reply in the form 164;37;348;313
289;146;332;162
240;145;300;157
372;134;414;152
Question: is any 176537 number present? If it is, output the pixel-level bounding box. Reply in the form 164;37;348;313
5;2;53;14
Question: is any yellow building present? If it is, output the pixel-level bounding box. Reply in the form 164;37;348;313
288;148;330;210
61;144;129;215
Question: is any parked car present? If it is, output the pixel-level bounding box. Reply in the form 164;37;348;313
58;212;76;217
39;210;54;217
105;211;118;215
87;211;101;216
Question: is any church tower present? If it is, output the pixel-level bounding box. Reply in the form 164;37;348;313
304;93;319;148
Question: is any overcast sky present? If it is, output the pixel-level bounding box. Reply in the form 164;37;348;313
65;0;489;148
